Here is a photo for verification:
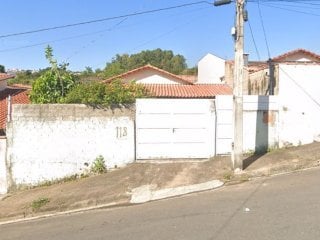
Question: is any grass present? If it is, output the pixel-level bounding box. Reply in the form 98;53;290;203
31;197;50;212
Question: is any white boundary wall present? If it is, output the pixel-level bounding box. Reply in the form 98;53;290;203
278;64;320;147
6;104;135;188
215;95;279;154
0;137;7;194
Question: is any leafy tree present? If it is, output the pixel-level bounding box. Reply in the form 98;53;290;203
63;80;148;106
0;65;5;73
101;49;188;78
30;46;76;103
8;69;48;86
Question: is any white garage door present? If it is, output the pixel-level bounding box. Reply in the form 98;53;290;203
136;99;216;159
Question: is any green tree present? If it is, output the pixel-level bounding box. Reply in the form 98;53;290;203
30;46;76;103
63;80;148;106
0;65;5;73
101;49;188;78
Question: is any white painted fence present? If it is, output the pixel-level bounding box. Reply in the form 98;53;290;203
6;104;135;188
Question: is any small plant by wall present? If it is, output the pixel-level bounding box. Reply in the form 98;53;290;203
91;155;107;174
31;197;50;212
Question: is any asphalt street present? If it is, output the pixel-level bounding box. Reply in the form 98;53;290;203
1;168;320;240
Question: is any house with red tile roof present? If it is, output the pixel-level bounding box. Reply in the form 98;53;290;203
103;64;195;85
224;48;320;95
0;74;30;135
103;64;231;98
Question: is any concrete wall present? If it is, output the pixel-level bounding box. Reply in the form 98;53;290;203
215;95;279;154
198;53;225;84
0;79;7;91
0;137;7;194
6;104;135;188
224;61;250;94
278;63;320;147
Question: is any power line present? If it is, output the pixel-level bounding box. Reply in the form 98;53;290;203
65;18;128;62
89;6;212;70
279;66;320;108
262;2;320;9
0;5;209;54
247;19;261;60
0;1;212;39
257;0;271;58
258;2;320;16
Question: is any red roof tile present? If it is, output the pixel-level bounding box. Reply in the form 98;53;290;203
272;49;320;62
178;74;198;83
143;84;232;98
0;86;30;133
103;64;193;84
0;73;14;81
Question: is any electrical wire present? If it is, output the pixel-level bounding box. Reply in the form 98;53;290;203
247;20;261;61
258;2;320;16
64;18;128;62
257;0;271;59
279;66;320;108
0;1;213;39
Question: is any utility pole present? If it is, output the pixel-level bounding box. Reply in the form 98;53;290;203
215;0;245;171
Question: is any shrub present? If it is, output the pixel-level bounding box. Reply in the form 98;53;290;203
91;155;107;174
63;80;148;106
31;197;50;212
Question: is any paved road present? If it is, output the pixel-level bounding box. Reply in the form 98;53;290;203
1;168;320;240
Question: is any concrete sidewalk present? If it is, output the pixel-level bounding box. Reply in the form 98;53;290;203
0;142;320;224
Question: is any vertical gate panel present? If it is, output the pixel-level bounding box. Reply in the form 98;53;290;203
136;99;215;159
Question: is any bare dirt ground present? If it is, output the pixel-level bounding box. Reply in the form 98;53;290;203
1;142;320;222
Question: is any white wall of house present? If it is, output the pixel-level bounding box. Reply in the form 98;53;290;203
6;104;135;188
0;80;7;91
0;137;7;194
122;69;185;84
278;64;320;147
197;53;225;84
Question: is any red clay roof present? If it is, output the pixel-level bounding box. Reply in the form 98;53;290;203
0;86;30;133
103;64;193;84
178;74;198;83
272;48;320;62
143;84;232;98
0;73;15;81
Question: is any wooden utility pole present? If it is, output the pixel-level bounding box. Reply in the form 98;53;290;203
214;0;245;171
232;0;245;171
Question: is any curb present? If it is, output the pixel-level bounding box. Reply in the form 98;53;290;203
130;180;224;204
1;166;318;226
0;180;224;226
0;201;129;226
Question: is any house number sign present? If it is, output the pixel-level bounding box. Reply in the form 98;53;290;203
116;127;127;138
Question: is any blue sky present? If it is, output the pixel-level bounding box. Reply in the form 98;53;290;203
1;0;319;71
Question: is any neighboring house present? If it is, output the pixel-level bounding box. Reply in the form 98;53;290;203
103;64;194;85
225;48;320;146
103;64;232;98
0;74;30;135
197;53;225;84
225;49;320;95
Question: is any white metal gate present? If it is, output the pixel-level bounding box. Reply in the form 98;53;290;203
136;99;216;159
215;96;233;155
